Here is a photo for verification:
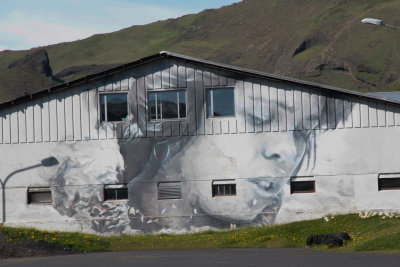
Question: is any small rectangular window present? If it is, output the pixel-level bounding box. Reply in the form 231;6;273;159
100;93;128;122
378;174;400;190
148;90;186;120
104;184;128;200
28;187;52;204
158;181;182;200
212;180;236;197
290;177;315;194
207;88;235;117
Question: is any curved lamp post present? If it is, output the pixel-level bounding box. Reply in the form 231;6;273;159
361;18;400;30
0;156;59;223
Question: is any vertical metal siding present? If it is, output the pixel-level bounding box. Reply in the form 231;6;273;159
56;91;66;142
1;58;400;145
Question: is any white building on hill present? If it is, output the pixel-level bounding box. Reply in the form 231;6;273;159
0;51;399;234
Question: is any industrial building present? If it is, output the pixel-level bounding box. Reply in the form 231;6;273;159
1;51;400;234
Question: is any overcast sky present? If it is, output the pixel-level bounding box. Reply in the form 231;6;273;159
0;0;241;51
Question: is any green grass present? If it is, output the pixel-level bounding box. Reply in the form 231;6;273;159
3;213;400;253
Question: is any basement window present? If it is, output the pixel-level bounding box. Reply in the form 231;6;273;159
290;177;315;194
158;181;182;200
148;90;186;120
378;174;400;190
28;187;52;204
206;88;235;117
100;93;128;122
212;180;236;197
104;184;128;201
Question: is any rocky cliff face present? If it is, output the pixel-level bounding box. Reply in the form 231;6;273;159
0;49;61;101
8;48;53;77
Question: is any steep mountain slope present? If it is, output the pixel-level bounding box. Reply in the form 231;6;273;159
1;0;400;102
0;49;62;101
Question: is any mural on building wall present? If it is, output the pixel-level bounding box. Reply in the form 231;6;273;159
1;56;400;234
43;60;349;234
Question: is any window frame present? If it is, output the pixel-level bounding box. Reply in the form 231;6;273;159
147;89;187;122
206;87;236;118
27;187;52;205
212;180;236;197
104;184;128;201
99;92;129;123
378;173;400;191
290;176;315;194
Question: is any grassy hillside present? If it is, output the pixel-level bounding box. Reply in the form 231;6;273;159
2;0;400;102
4;213;400;253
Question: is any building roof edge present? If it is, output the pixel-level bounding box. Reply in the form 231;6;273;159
1;50;399;109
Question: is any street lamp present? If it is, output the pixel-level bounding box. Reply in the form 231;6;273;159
0;156;59;223
361;18;400;30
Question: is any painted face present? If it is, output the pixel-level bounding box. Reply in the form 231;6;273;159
178;131;307;224
125;86;316;231
160;88;311;226
49;79;319;233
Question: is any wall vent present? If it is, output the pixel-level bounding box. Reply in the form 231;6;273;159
158;181;182;200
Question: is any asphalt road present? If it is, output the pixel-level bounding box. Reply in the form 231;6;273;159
1;248;400;267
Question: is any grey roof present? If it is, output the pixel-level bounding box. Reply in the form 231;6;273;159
3;51;400;109
368;91;400;102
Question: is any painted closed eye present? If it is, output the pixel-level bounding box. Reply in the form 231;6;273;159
261;151;280;160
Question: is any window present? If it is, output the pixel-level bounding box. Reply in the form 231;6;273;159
158;182;182;200
148;90;186;120
206;88;235;117
28;187;52;204
104;184;128;200
100;93;128;122
378;174;400;190
290;177;315;194
212;180;236;197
